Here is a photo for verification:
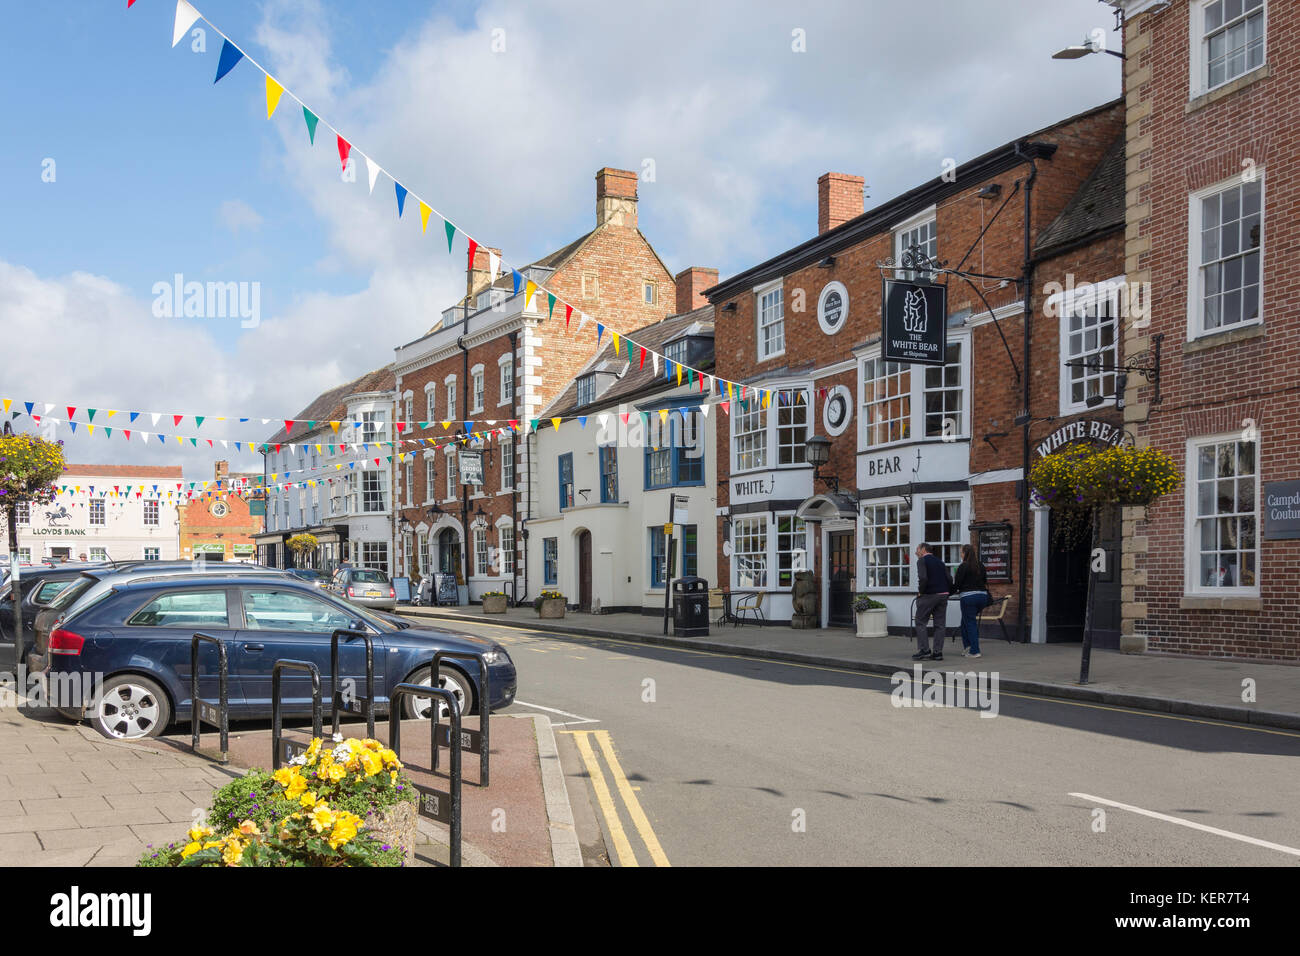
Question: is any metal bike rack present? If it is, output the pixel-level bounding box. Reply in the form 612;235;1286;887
189;632;230;765
329;628;376;739
430;650;490;786
271;659;322;770
389;682;462;868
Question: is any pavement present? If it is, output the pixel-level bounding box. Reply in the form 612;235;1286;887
404;605;1300;730
0;686;580;867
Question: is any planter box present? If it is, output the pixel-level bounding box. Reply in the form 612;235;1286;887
456;585;468;606
537;597;566;619
856;608;888;638
482;594;508;614
363;798;418;866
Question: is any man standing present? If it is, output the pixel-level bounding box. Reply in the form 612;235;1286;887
913;542;952;662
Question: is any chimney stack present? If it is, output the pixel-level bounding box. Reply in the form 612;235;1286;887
469;245;502;298
675;267;719;314
214;460;229;482
817;172;865;234
596;167;639;228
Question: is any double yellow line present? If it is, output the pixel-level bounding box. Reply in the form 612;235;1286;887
564;729;670;867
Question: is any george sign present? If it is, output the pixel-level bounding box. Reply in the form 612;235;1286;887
970;522;1013;582
414;781;452;824
435;723;484;755
1034;418;1123;458
458;449;483;485
882;279;947;366
1263;481;1300;540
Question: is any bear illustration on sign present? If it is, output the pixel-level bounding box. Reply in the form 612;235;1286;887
902;287;928;334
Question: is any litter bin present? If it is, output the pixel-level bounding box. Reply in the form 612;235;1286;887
673;576;709;637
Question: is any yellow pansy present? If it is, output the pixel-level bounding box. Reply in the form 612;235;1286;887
272;767;296;787
325;763;346;783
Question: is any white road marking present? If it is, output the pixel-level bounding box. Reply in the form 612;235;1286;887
514;700;601;726
1070;792;1300;858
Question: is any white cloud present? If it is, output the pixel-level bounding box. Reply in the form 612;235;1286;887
217;199;264;234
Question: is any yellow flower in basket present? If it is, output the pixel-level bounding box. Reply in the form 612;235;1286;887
181;841;203;860
328;815;359;850
285;774;308;800
309;805;336;833
360;750;383;777
299;790;318;808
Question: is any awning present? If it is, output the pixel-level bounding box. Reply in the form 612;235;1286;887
795;493;859;520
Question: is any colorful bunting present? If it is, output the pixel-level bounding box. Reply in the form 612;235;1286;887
265;74;284;119
214;39;244;84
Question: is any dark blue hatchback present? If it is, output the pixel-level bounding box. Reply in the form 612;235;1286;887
39;575;516;740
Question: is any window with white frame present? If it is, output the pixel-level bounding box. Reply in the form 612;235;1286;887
418;533;429;576
143;547;159;561
473;527;489;576
862;356;911;446
16;502;30;525
1196;0;1265;94
756;284;784;360
360;411;384;444
776;390;810;464
496;441;512;491
733;516;768;589
17;547;31;563
500;525;515;574
664;339;687;379
445;450;458;500
1059;284;1120;413
923;342;964;437
404;397;413;430
776;516;807;588
895;211;937;280
405;462;414;506
1189;435;1258;592
922;498;964;573
863;502;911;589
643;281;657;305
499;356;514;405
425;387;436;425
733;401;767;472
471;367;485;414
361;471;385;513
445;379;457;421
90;499;105;526
90;547;108;562
360;541;388;573
1192;173;1262;338
576;376;596;407
426;458;436;502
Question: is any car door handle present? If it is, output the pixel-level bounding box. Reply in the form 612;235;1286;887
243;643;265;651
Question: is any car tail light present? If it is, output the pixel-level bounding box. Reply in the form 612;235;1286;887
347;587;356;597
49;628;85;656
388;587;396;598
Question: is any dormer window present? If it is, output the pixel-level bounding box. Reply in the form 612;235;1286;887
665;339;687;378
576;375;596;407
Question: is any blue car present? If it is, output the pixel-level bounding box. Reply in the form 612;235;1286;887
35;575;516;740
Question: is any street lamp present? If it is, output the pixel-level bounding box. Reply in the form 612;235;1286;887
804;434;839;494
1052;37;1125;60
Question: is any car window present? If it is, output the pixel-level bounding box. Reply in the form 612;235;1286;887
49;576;97;610
127;590;230;628
33;580;73;604
351;570;387;584
242;589;356;634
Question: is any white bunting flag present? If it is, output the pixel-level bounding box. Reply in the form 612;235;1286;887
652;352;660;375
364;156;380;194
488;251;500;283
172;0;202;48
150;413;161;427
699;403;710;418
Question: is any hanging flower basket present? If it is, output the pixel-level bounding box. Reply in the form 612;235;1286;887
0;433;65;509
1030;444;1180;510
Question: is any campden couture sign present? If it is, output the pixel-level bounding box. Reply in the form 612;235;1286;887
1263;480;1300;540
1034;419;1124;459
882;279;947;366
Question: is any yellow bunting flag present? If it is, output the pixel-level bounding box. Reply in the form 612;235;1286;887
1;399;9;414
441;421;450;430
659;409;668;425
612;331;620;353
86;425;94;436
676;363;683;386
330;421;340;433
265;75;284;119
525;280;537;310
762;390;771;409
419;201;432;234
551;418;561;430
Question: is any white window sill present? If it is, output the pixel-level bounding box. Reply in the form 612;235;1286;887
1179;594;1262;611
1185;321;1264;353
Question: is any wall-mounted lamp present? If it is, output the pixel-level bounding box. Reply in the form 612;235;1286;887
804;434;840;494
722;302;737;313
977;184;1002;200
818;256;836;269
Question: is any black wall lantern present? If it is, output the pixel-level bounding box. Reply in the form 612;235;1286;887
805;434;840;494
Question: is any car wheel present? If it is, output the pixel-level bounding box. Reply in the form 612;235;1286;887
91;674;170;740
402;665;475;721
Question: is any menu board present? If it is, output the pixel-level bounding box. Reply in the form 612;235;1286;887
435;572;459;606
973;523;1012;581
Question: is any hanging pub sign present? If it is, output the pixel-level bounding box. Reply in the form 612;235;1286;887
970;522;1013;582
458;449;484;485
882;279;947;366
1263;480;1300;540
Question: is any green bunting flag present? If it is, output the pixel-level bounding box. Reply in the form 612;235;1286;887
444;219;456;253
303;107;319;144
547;293;556;320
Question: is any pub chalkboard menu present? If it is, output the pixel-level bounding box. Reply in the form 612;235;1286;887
435;573;459;606
971;522;1012;581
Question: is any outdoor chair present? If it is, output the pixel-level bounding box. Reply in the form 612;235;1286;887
708;588;727;625
979;594;1013;643
734;591;766;627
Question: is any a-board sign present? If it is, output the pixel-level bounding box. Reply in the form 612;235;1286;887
197;700;222;727
435;724;483;755
414;782;452;824
971;522;1013;582
436;572;458;606
392;576;412;602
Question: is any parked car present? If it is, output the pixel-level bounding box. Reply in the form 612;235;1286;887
28;562;288;671
330;567;397;610
287;568;326;588
0;563;110;660
31;575;516;740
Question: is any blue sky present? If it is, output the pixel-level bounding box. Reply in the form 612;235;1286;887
0;0;1122;476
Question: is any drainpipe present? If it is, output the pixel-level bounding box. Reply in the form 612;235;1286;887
1016;141;1038;644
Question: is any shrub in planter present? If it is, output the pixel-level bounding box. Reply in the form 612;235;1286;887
138;737;417;867
534;589;566;618
852;594;888;638
482;590;508;613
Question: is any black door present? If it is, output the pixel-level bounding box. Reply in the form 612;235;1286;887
578;531;592;612
1046;508;1121;648
828;531;855;627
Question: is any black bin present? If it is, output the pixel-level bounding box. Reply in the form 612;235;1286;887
672;576;709;637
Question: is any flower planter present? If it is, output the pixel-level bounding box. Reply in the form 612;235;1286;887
482;594;508;614
363;798;418;867
537;597;566;619
855;608;888;638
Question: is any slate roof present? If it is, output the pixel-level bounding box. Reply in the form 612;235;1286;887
1035;135;1125;257
264;365;394;445
541;305;715;420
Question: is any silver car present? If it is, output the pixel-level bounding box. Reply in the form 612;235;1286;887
330;567;397;610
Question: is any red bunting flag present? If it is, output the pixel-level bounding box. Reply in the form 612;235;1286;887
721;401;731;415
284;421;294;434
467;239;478;275
337;135;351;172
640;346;646;369
67;406;75;420
565;304;573;329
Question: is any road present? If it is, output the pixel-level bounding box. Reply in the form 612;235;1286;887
433;617;1300;867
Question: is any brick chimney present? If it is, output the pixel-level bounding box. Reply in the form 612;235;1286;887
469;245;502;298
213;460;229;482
675;267;719;314
596;167;639;228
818;172;865;234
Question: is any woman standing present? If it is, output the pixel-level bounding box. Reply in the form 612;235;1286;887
953;545;990;658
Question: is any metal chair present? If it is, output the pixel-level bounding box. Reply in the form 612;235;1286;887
978;594;1013;643
734;591;766;627
708;588;727;625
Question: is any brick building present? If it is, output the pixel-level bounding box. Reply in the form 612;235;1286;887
391;168;684;604
706;101;1126;640
1112;0;1299;660
177;460;264;562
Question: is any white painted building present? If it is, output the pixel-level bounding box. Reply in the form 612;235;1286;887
524;308;717;614
13;463;183;563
